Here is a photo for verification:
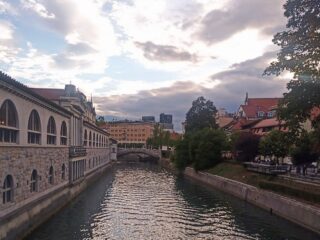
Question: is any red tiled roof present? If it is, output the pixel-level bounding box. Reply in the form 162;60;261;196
217;117;234;128
251;118;285;129
246;98;281;106
242;98;281;118
30;88;65;100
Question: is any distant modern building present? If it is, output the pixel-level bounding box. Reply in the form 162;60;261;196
160;113;172;124
142;116;155;122
159;113;173;131
103;121;154;145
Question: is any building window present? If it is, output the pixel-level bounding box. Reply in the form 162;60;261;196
96;134;99;147
2;175;13;204
48;166;54;184
93;133;96;147
84;130;88;146
60;121;67;145
30;170;38;192
257;111;265;118
61;164;66;180
0;100;18;143
28;110;41;144
89;131;92;147
47;117;56;145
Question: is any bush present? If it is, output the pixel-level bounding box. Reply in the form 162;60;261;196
173;129;227;171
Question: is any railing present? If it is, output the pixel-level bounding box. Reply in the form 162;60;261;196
69;146;87;158
243;162;289;175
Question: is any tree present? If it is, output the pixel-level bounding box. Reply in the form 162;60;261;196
259;130;290;163
185;96;218;133
264;0;320;136
290;131;319;175
174;137;191;170
234;132;260;162
193;129;227;171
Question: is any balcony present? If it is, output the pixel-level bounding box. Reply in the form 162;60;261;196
69;146;87;158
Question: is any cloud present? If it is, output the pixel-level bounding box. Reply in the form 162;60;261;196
94;52;289;131
0;0;17;15
21;0;55;19
196;0;286;44
135;41;198;62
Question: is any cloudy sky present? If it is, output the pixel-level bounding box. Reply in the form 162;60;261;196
0;0;290;130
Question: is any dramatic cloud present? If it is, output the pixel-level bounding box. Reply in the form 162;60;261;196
0;0;290;129
95;52;289;131
196;0;286;44
135;41;198;62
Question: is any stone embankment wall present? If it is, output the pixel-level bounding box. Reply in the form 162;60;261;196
183;167;320;235
0;162;112;240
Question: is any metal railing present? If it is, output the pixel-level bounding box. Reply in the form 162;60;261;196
69;146;87;157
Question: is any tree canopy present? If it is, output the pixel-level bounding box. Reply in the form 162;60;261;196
185;96;218;133
259;130;290;161
264;0;320;135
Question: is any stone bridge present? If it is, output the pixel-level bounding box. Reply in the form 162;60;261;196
117;148;160;159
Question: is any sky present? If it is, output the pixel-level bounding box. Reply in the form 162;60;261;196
0;0;290;131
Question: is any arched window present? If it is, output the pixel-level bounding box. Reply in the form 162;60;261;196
61;164;66;180
47;117;56;145
0;100;18;143
28;110;41;144
93;133;96;147
84;130;87;146
60;121;67;145
2;175;13;204
48;166;54;184
89;131;92;147
96;134;99;147
30;170;38;192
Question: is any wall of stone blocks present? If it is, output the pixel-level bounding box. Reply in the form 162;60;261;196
0;146;69;211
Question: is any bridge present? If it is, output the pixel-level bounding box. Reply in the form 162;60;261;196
117;148;160;159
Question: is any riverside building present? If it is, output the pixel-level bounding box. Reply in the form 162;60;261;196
103;120;154;145
0;72;114;239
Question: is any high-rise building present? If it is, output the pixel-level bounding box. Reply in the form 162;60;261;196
160;113;172;124
159;113;173;131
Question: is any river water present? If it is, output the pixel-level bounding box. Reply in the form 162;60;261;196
26;162;319;240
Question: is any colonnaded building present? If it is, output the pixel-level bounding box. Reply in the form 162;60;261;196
0;72;116;239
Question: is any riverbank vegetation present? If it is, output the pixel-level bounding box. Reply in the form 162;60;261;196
207;162;320;205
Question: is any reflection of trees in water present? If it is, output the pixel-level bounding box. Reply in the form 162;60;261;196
174;175;319;240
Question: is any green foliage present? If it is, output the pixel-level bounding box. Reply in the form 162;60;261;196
147;124;176;149
193;129;227;171
234;132;260;162
185;96;218;133
264;0;320;136
290;131;319;166
259;130;290;159
174;137;191;170
173;129;227;171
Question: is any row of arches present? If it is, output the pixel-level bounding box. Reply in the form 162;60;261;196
0;99;68;145
83;129;108;148
2;164;66;205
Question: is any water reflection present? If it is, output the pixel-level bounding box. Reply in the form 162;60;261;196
26;162;319;240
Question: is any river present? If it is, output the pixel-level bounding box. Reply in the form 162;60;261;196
26;162;319;240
